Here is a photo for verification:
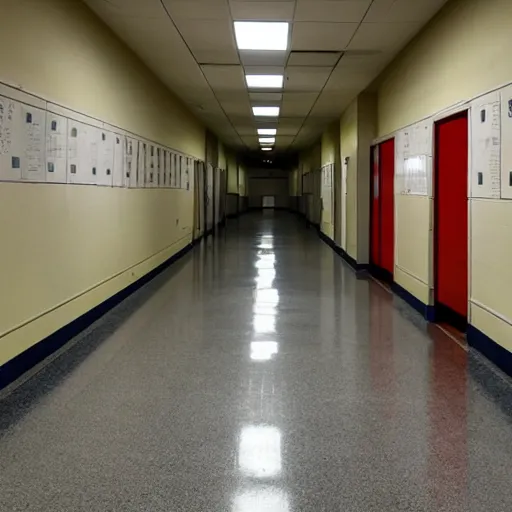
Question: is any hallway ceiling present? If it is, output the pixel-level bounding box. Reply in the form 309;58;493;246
83;0;447;154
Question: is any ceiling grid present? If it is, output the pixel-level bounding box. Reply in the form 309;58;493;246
83;0;449;154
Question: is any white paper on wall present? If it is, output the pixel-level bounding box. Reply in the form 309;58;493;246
471;92;501;198
395;119;433;196
500;85;512;199
67;121;100;185
21;105;46;182
146;144;155;187
138;141;147;188
124;137;136;188
0;98;21;182
112;133;124;188
158;147;165;187
164;150;171;187
97;130;114;187
46;113;68;183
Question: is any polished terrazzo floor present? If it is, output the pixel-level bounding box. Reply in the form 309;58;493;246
2;211;512;511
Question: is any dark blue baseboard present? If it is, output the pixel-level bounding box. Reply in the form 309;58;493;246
0;241;195;392
318;231;369;273
391;282;435;322
369;264;393;285
468;324;512;378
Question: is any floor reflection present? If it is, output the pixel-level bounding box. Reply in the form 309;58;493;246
238;425;282;478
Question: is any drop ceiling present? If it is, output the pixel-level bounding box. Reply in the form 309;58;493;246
83;0;448;153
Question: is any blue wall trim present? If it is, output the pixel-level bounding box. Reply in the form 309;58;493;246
391;282;435;322
467;324;512;378
0;241;196;391
318;231;369;273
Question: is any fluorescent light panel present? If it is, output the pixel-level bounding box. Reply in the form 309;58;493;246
259;137;275;144
253;106;280;117
258;128;277;136
234;22;289;51
261;148;272;151
246;75;283;89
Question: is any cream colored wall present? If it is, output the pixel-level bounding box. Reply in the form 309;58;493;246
218;142;227;171
227;152;238;194
320;123;339;240
238;165;247;197
374;0;512;352
0;0;206;366
340;100;358;258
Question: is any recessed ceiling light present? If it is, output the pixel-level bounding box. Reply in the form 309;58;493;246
246;75;284;89
262;148;272;151
234;22;289;51
259;137;275;144
253;106;280;117
258;128;277;136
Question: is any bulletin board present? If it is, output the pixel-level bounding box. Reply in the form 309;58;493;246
0;85;198;191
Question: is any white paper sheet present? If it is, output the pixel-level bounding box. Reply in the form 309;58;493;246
21;105;46;182
97;130;114;187
112;133;124;188
471;93;501;198
0;98;21;182
46;113;68;183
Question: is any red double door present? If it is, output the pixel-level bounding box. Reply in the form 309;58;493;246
435;112;468;325
371;139;395;280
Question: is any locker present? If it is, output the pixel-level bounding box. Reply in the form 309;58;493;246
434;111;468;329
370;138;395;281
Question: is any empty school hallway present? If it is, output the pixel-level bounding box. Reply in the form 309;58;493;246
1;211;512;511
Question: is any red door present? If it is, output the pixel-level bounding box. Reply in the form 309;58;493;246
379;139;395;276
435;112;468;322
370;146;381;266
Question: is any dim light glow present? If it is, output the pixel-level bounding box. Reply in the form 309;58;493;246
234;22;289;51
261;147;273;151
253;106;280;117
246;75;284;89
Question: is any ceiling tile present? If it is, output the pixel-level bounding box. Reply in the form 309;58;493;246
309;91;353;117
230;1;295;21
240;50;288;66
234;124;258;135
285;66;332;92
324;52;390;92
277;118;303;136
176;20;240;63
287;51;342;67
364;0;448;23
249;92;283;102
281;92;319;117
295;0;372;23
201;65;246;90
348;22;423;51
291;22;358;51
163;0;231;20
219;99;253;116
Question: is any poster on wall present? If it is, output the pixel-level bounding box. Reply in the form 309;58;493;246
470;91;501;198
395;119;433;196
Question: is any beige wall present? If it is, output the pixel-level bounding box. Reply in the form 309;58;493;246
340;100;359;258
227;152;238;194
373;0;512;353
0;0;206;366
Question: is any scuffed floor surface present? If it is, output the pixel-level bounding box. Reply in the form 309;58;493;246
1;212;512;511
